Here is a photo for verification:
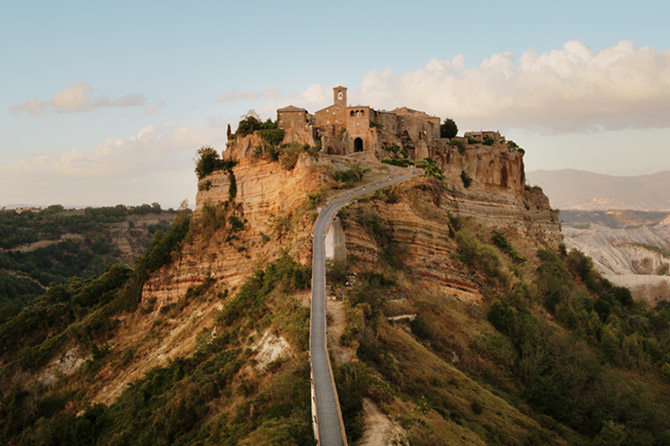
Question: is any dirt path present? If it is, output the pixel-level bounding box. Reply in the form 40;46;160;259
357;398;408;446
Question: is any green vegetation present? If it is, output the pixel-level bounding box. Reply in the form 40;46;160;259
416;158;444;180
254;142;319;169
460;170;472;188
194;146;237;179
491;230;526;264
369;120;383;129
507;140;520;150
0;210;190;370
483;135;495;146
0;252;314;445
440;118;458;139
381;158;414;167
258;128;285;146
450;138;466;154
115;210;191;312
228;172;237;201
357;208;406;269
235;114;262;137
331;183;670;445
0;204;174;322
332;164;369;187
338;127;346;141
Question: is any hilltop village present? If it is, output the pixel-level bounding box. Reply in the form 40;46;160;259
275;86;501;159
224;85;526;194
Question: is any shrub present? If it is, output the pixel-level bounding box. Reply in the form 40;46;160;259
381;158;413;167
450;139;466;154
455;231;502;280
278;142;303;170
228;172;237;200
338;127;347;141
236;115;261;137
333;164;368;187
460;170;472;188
258;128;285;146
483;135;495;145
491;230;526;264
416;158;444;180
194;147;237;179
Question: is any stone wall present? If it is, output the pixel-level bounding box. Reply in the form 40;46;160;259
277;109;314;145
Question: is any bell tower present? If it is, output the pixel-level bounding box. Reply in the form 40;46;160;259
333;86;347;107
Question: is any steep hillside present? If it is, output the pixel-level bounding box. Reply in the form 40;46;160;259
326;178;670;445
2;132;670;446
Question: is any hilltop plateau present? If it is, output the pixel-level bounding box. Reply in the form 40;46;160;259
1;101;670;446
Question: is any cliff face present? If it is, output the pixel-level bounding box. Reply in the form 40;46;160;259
432;143;526;192
341;175;560;305
142;155;320;307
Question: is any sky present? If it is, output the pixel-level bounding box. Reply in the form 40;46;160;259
1;0;669;209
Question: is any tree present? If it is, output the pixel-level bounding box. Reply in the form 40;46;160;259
194;147;221;179
226;124;232;140
440;118;458;139
236;115;261;137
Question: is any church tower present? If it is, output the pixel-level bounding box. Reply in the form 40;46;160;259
333;86;347;107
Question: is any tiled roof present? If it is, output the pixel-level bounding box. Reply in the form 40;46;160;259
277;105;306;112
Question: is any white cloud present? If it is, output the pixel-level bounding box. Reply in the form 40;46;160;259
274;41;670;134
9;82;146;116
0;120;225;208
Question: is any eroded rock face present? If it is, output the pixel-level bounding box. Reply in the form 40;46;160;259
563;222;670;304
342;176;561;304
432;143;526;193
142;155;321;308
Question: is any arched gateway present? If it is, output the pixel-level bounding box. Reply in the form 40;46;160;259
353;137;363;152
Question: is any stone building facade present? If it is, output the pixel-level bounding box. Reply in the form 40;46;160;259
464;130;501;143
276;86;443;159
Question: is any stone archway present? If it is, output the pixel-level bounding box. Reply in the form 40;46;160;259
354;137;363;152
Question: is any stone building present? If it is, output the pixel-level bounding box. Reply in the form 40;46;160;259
276;106;315;145
464;130;501;143
276;86;443;159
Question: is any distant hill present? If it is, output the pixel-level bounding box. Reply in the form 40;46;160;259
559;209;670;305
0;204;176;324
526;169;670;211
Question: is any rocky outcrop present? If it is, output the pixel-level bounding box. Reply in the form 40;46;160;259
142;155;321;308
432;143;526;193
223;133;266;161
